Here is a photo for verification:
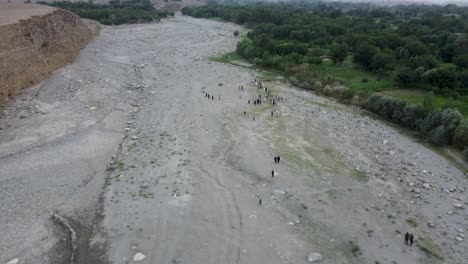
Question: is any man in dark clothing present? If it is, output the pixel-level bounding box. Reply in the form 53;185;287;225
409;234;414;246
404;232;409;245
271;111;274;117
248;100;250;104
277;155;280;163
212;95;214;100
259;198;262;206
244;111;246;116
271;170;274;178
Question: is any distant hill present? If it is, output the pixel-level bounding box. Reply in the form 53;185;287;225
1;0;207;11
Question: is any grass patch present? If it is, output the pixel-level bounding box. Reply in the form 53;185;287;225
417;237;444;260
348;240;362;256
258;70;281;82
381;89;468;117
318;56;400;93
406;217;419;227
209;51;241;63
351;169;369;182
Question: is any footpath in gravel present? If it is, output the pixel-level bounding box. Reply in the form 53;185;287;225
0;15;466;264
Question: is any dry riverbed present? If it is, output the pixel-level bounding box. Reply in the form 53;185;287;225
0;15;466;264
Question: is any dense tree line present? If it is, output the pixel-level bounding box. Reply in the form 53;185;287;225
44;0;173;25
183;3;468;153
183;3;468;95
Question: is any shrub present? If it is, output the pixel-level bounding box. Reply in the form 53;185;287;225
453;119;468;149
233;31;240;37
420;108;463;145
314;81;323;89
323;85;333;96
341;88;355;100
395;66;418;84
463;147;468;161
429;125;450;145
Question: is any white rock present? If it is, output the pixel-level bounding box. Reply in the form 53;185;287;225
455;236;464;242
273;190;286;195
422;183;431;189
6;258;19;264
131;135;138;140
89;106;97;110
383;140;388;145
454;203;464;209
306;252;323;263
133;252;145;261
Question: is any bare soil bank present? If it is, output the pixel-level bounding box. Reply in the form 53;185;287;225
0;4;98;106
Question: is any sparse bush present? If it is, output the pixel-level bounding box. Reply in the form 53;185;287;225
233;30;240;37
453;119;468;149
420;108;463;146
349;240;361;256
463;147;468;161
323;85;333;96
313;81;323;89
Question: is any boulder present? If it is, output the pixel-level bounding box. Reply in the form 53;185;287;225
133;252;145;261
306;252;322;263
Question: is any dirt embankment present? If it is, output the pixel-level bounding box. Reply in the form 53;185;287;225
0;4;98;106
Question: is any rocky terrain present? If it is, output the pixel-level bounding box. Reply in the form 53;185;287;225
0;14;466;264
0;3;98;106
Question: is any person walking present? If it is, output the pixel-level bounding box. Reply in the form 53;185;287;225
258;197;262;206
409;234;414;246
271;170;274;178
277;155;280;163
404;232;409;245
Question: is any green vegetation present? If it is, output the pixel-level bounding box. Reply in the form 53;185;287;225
417;237;444;260
44;0;173;25
348;240;361;256
406;217;419;227
209;51;240;63
183;2;468;152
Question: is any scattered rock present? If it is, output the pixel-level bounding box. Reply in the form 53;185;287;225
133;252;145;261
6;259;19;264
306;252;323;263
454;203;464;209
141;183;149;188
131;135;138;140
422;183;431;189
412;188;421;194
427;221;436;228
273;190;286;195
455;236;464;242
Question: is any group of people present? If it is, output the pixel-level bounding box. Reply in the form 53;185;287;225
404;232;414;246
204;92;214;100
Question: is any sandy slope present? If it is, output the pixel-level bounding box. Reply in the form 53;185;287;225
0;15;466;264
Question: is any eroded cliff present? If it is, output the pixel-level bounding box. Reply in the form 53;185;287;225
0;4;98;105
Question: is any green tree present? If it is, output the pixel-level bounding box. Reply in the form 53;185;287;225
329;44;348;64
353;43;377;69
